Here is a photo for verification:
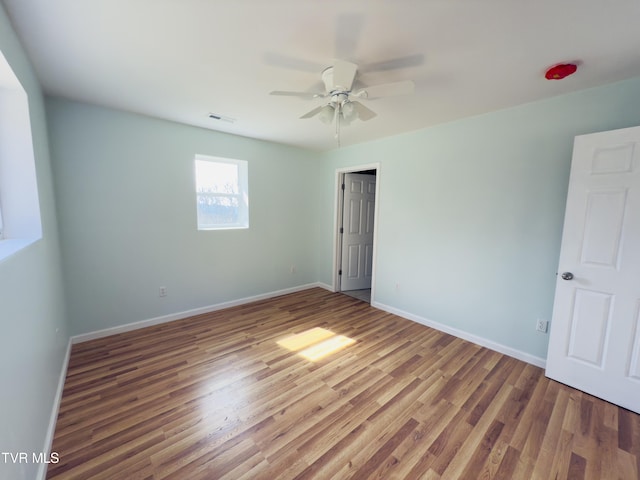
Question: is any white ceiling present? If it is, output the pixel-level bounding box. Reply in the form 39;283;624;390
3;0;640;151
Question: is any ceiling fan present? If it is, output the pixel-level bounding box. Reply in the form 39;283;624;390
270;59;415;143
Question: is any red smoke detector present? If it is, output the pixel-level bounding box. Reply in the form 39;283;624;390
545;63;577;80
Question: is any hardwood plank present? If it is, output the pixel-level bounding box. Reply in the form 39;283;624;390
439;384;512;478
531;387;570;478
493;445;521;479
568;452;587;480
456;419;505;480
347;417;418;479
389;399;458;478
46;288;640;479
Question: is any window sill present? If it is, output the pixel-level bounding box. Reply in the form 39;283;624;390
198;225;249;232
0;237;40;264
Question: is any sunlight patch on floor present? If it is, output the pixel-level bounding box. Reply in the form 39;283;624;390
277;327;355;361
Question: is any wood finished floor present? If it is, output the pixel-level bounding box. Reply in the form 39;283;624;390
48;288;640;479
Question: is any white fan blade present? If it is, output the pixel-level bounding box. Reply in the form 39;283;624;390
300;106;324;119
264;52;324;73
356;80;415;99
351;101;377;121
359;54;424;73
270;90;324;99
332;60;358;91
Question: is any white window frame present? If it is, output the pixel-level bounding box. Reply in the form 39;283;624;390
0;197;4;240
0;50;42;262
194;154;249;230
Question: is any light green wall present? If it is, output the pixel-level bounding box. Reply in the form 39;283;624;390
0;4;69;480
47;98;322;335
319;77;640;360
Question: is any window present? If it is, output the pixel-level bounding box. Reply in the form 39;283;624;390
195;155;248;230
0;50;42;261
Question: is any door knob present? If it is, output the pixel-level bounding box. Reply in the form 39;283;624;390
561;272;574;280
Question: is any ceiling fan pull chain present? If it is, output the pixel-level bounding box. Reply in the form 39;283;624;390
335;106;341;146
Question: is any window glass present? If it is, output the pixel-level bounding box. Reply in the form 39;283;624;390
195;155;248;230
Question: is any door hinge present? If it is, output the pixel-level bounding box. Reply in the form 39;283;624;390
339;227;344;234
338;269;342;275
341;183;345;191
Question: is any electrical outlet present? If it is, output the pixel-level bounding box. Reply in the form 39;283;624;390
159;286;167;297
536;319;548;333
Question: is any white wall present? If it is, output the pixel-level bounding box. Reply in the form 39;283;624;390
0;4;69;480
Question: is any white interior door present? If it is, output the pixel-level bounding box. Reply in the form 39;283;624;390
546;125;640;414
340;173;375;291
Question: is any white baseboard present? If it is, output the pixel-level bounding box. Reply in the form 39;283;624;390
37;337;72;480
316;282;334;292
72;283;326;344
70;282;544;365
372;300;546;369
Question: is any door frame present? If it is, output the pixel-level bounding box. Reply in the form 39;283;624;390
332;163;381;302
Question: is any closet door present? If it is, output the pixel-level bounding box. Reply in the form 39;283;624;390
340;173;375;291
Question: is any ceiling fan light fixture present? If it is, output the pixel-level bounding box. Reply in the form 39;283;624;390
318;104;335;124
341;101;357;123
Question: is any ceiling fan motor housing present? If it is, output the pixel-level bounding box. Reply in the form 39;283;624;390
322;66;352;94
321;66;334;91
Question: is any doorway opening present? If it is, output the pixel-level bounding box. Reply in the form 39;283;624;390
334;164;379;304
